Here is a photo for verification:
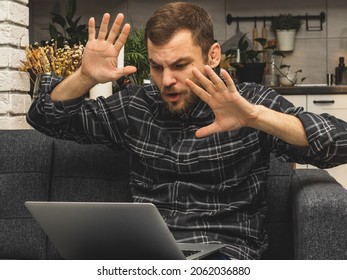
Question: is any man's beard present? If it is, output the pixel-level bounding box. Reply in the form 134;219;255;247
161;89;200;116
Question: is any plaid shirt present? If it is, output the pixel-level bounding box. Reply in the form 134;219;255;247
27;74;347;259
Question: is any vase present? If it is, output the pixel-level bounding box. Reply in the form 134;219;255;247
89;82;113;99
276;29;297;51
237;63;265;84
279;72;297;86
31;72;43;99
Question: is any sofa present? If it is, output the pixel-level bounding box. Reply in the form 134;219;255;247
0;129;346;260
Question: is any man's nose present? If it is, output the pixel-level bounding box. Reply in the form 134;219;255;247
162;69;176;87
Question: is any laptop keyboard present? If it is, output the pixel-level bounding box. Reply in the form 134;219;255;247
182;249;201;257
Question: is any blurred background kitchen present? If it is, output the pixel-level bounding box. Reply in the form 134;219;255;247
28;0;347;85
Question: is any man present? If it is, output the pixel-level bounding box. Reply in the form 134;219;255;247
27;2;347;259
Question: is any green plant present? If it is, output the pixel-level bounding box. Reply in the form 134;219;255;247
224;34;306;85
224;33;271;83
277;63;306;86
225;33;267;64
49;0;88;47
271;14;303;31
271;51;306;86
124;27;149;85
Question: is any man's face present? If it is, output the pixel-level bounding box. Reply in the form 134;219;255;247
147;30;207;115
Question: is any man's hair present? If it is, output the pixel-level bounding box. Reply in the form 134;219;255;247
144;2;215;60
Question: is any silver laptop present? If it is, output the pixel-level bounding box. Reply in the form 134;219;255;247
25;201;226;260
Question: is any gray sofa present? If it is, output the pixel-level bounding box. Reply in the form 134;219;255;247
0;129;346;260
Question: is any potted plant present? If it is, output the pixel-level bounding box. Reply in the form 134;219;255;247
271;14;303;51
277;63;306;86
124;27;150;85
48;0;88;48
21;42;84;98
225;33;267;83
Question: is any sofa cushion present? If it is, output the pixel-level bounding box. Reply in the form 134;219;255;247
0;219;46;259
0;130;53;217
0;130;53;259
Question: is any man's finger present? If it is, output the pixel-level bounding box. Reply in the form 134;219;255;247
204;66;226;91
98;13;111;41
122;66;137;77
107;13;125;43
185;78;211;102
114;23;131;52
190;67;218;94
220;68;238;93
195;123;220;138
88;17;96;41
111;66;137;81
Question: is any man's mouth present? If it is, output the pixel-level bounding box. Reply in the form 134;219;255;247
164;92;181;103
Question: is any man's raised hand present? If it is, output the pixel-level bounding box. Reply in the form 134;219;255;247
80;13;137;85
186;66;259;138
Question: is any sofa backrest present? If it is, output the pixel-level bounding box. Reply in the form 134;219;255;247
0;130;294;259
47;133;132;259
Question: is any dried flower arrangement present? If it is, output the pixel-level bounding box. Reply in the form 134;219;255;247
20;40;84;97
21;41;84;78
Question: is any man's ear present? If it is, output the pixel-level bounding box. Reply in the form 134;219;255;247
208;43;221;68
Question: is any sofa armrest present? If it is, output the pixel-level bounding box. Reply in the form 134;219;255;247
291;169;347;259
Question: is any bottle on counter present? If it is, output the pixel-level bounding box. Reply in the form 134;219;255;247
263;40;279;86
335;57;347;85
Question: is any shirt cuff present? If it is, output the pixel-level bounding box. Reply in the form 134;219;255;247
41;73;84;113
297;112;342;154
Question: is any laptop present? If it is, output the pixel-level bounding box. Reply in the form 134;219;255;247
25;201;226;260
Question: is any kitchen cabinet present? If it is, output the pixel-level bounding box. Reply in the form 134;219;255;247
284;94;307;111
307;94;347;120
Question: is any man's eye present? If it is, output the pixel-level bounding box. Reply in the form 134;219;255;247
151;64;162;71
175;64;187;69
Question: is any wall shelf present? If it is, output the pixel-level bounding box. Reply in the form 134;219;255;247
226;12;326;31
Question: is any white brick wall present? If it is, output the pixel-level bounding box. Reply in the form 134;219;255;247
0;0;31;129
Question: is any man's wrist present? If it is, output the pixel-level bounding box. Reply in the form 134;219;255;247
75;68;98;91
245;104;262;129
51;68;97;101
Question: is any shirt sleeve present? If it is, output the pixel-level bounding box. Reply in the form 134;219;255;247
26;74;129;145
289;111;347;168
253;85;347;168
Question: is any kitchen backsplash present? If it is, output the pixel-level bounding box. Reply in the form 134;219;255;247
29;0;347;85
